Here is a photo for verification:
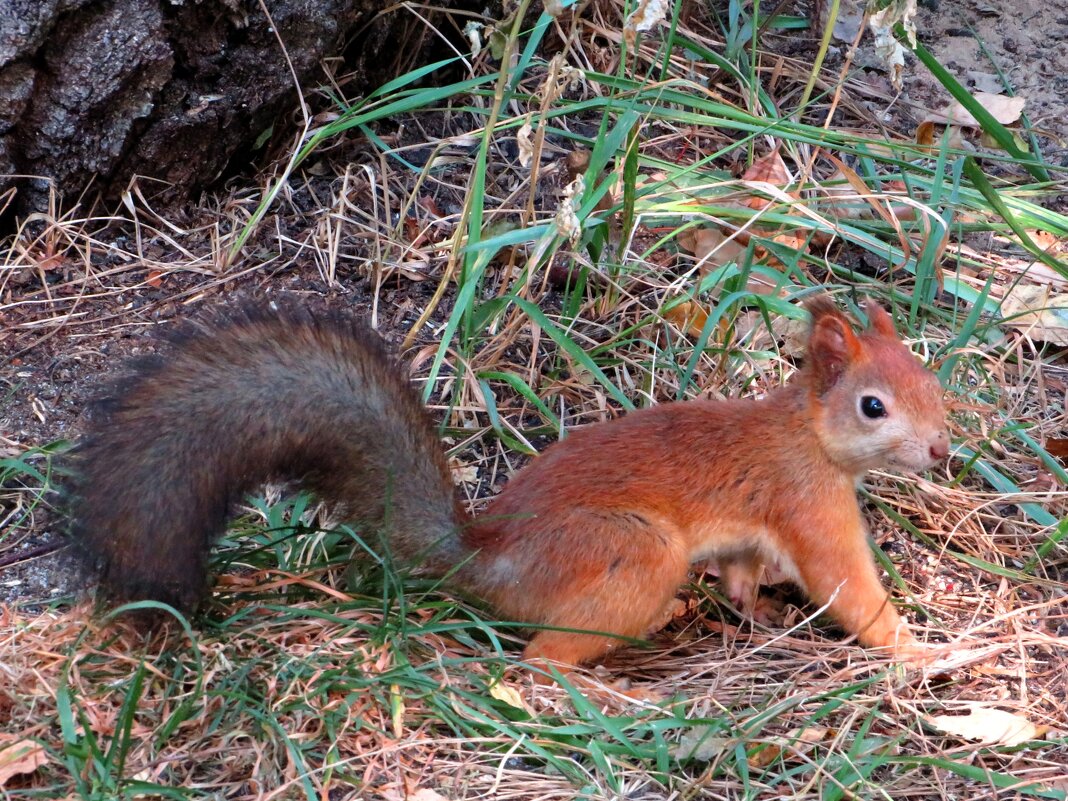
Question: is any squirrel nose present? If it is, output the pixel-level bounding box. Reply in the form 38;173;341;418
929;431;949;461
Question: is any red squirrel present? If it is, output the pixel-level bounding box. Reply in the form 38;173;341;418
70;295;949;670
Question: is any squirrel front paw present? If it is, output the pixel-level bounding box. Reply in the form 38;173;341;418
889;635;936;667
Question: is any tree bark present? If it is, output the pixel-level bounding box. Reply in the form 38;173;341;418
0;0;450;214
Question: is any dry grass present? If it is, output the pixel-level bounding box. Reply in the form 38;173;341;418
2;0;1068;798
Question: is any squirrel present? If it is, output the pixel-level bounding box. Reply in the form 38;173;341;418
69;295;950;671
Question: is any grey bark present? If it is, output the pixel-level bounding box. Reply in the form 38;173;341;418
0;0;446;213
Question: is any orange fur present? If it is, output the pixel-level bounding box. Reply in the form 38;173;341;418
460;297;948;667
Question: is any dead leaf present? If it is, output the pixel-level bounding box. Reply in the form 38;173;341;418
672;726;732;762
623;0;671;47
758;233;804;274
0;738;49;785
449;459;479;484
1000;285;1068;345
915;120;936;147
410;790;451;801
488;679;530;712
680;227;746;269
924;706;1047;747
417;195;443;218
979;127;1029;153
750;726;832;768
831;8;864;43
777;316;810;357
663;300;710;336
924;92;1026;127
1044;438;1068;460
915;121;968;152
517;121;534;169
741;150;793;210
869;0;917;90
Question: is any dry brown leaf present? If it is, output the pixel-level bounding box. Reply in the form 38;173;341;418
449;459;479;484
1044;438;1068;460
410;790;452;801
488;679;531;712
750;726;831;768
744;264;788;295
759;233;806;274
623;0;671;47
1000;285;1068;345
924;92;1026;127
748;743;783;769
516;121;535;169
663;300;710;337
924;706;1047;747
915;120;936;147
683;227;746;269
0;738;50;786
741;150;793;210
792;725;834;744
671;726;732;762
915;120;968;152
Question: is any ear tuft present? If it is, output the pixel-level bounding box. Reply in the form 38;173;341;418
804;294;841;325
864;300;898;339
804;295;862;393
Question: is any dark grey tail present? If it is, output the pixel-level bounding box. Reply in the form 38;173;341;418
67;307;465;610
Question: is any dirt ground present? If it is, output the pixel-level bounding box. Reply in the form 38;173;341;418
909;0;1068;152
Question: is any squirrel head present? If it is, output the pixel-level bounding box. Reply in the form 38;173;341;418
803;295;949;475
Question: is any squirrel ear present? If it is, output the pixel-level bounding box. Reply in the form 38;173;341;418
805;296;862;392
864;301;898;339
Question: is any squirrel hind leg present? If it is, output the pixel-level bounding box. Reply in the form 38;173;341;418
523;631;623;676
516;513;690;672
718;551;784;626
719;551;763;613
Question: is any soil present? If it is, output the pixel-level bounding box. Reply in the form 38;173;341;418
910;0;1068;156
824;0;1068;169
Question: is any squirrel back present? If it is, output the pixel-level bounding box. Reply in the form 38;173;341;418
69;307;465;609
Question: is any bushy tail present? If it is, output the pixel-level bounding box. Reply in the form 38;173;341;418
68;307;466;610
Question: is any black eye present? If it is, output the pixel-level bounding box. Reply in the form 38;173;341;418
861;396;886;419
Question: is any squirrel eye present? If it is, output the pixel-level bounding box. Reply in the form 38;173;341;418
860;396;887;419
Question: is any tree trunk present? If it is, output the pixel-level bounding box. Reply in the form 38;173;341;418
0;0;452;214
